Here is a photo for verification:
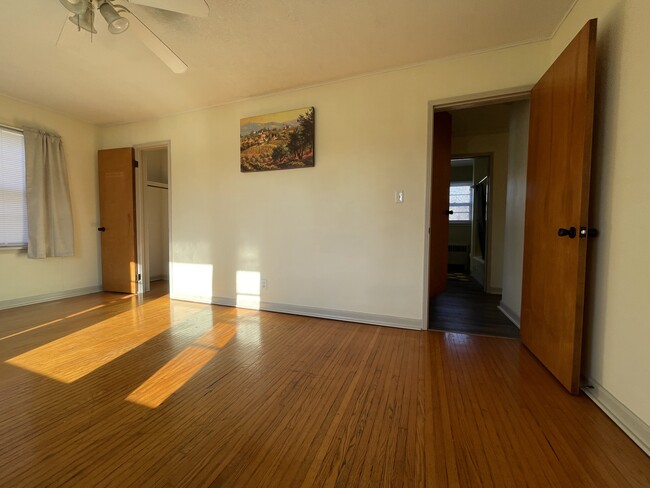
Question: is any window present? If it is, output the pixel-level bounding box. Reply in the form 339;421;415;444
0;127;27;247
449;183;472;222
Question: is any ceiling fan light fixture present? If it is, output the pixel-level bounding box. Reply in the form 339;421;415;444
68;8;97;34
99;2;130;34
59;0;90;15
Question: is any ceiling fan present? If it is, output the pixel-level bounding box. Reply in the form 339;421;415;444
57;0;209;73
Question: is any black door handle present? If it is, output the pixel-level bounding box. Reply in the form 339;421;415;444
446;210;454;215
580;227;599;238
98;227;106;232
558;227;576;239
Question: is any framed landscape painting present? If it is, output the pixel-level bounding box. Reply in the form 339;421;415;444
240;107;315;172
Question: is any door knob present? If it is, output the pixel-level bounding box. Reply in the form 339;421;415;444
557;227;576;239
98;227;106;232
446;210;454;215
580;227;599;238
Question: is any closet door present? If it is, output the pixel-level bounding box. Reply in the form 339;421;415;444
98;147;138;293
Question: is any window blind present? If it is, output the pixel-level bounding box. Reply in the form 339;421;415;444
0;127;28;246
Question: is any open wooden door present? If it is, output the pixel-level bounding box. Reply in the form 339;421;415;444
520;19;597;394
98;148;138;294
429;111;452;298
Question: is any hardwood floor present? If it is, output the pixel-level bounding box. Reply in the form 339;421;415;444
430;273;520;338
0;284;648;487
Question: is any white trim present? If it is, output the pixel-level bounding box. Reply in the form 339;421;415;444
421;104;435;330
582;378;650;456
433;87;532;112
170;293;421;330
0;246;27;252
134;149;147;294
146;181;168;189
133;141;172;295
0;122;23;133
0;286;102;311
170;292;212;304
423;89;533;330
256;301;421;330
497;302;520;328
149;275;168;282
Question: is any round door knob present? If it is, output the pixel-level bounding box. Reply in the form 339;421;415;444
98;227;106;232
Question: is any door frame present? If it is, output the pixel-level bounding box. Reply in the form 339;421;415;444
134;141;172;294
423;88;531;329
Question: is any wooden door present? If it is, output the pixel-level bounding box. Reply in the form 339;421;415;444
520;19;597;394
429;111;452;297
98;148;138;293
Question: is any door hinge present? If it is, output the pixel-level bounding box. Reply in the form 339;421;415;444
137;273;142;281
133;160;139;168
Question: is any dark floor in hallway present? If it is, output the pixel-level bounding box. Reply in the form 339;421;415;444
429;273;520;338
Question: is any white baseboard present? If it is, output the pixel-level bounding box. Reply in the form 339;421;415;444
498;301;521;328
582;377;650;456
150;275;169;282
171;293;422;330
0;285;102;311
170;292;213;304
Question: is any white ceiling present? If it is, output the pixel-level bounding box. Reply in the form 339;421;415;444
0;0;576;126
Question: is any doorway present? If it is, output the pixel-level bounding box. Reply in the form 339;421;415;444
448;156;491;287
426;20;597;393
135;144;171;293
427;99;530;338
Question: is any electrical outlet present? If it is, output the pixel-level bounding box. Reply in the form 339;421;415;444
395;191;404;203
261;278;268;289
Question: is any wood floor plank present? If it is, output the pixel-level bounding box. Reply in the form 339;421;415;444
0;283;648;487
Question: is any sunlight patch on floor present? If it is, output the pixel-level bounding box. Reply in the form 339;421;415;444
0;295;132;343
5;296;170;383
126;323;236;408
126;345;218;408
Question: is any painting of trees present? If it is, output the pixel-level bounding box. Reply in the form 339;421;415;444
240;107;315;172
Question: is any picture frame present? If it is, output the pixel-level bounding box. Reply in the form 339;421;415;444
240;107;315;172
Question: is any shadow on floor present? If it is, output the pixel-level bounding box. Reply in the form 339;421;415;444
429;273;520;339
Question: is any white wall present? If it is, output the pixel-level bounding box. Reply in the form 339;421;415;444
452;133;509;292
145;186;169;281
142;148;169;282
550;0;650;431
99;41;547;327
0;95;100;307
500;100;530;324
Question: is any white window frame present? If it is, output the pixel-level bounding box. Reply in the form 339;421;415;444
0;125;27;250
449;182;473;224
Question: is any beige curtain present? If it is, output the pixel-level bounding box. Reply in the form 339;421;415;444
23;128;74;259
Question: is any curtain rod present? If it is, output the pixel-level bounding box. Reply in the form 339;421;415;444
0;122;23;132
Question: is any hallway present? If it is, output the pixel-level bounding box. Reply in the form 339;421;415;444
429;273;520;338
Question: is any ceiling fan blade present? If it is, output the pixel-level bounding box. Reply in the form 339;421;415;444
125;12;188;74
127;0;209;17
